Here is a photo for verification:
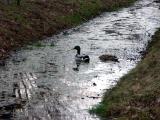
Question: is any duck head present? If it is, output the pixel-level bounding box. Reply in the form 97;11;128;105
73;46;81;54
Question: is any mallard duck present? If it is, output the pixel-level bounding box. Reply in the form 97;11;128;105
72;46;90;71
73;46;90;63
99;54;119;62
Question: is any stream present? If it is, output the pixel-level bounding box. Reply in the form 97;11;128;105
0;0;160;119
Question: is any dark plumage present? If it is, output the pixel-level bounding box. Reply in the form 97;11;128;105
73;46;90;63
72;46;90;71
99;54;119;62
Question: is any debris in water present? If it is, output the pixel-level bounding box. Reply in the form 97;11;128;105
99;54;119;62
93;83;97;86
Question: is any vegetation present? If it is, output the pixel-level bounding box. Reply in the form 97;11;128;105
90;29;160;119
16;0;21;6
0;0;136;59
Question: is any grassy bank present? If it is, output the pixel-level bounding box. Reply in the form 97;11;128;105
91;29;160;119
0;0;136;60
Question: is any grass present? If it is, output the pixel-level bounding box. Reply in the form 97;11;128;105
108;0;137;11
58;0;103;26
90;29;160;119
0;0;137;59
32;42;46;48
59;0;137;26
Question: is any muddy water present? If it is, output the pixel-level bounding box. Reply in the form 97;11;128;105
1;0;160;119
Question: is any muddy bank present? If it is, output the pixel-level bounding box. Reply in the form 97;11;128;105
91;26;160;119
0;0;136;60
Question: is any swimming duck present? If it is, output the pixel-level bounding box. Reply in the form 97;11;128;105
72;46;90;71
99;54;119;62
73;46;90;63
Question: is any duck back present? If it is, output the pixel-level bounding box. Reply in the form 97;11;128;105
75;54;90;63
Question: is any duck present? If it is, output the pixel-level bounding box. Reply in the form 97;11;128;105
99;54;119;62
72;46;90;71
73;46;90;63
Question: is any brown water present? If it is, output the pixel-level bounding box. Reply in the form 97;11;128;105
0;0;160;119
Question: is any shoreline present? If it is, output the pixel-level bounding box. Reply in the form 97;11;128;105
0;0;136;61
91;29;160;119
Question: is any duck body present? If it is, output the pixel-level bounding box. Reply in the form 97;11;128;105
99;54;119;62
72;46;90;71
73;46;90;63
75;54;90;63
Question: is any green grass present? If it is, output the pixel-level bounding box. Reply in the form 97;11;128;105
100;0;137;11
0;0;137;58
58;0;102;26
90;29;160;119
58;0;136;26
32;42;45;47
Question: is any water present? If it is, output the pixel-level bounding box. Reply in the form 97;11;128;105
0;0;160;119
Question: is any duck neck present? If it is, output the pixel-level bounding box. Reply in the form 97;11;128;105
77;49;80;55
